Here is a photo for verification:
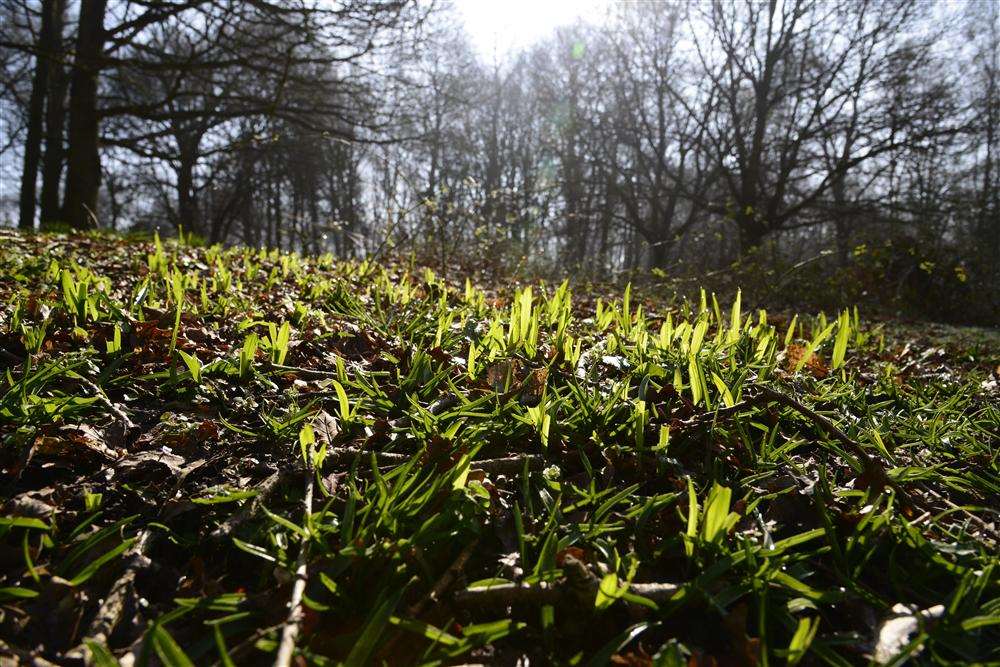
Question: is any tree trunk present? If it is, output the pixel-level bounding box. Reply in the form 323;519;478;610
978;43;998;259
62;0;107;230
18;0;63;230
737;213;768;256
831;173;852;268
176;151;198;235
103;170;122;230
39;0;68;227
272;173;283;250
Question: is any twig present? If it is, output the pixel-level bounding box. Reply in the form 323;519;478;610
78;376;136;429
672;394;770;431
407;539;479;618
266;363;339;379
669;385;924;508
70;529;154;661
216;623;284;667
324;452;544;478
752;387;923;507
379;538;481;658
90;529;152;636
208;469;299;543
389;395;460;430
273;461;315;667
669;386;871;466
919;483;1000;544
754;386;876;469
672;385;878;470
453;580;681;607
473;455;544;475
453;557;678;609
325;448;410;465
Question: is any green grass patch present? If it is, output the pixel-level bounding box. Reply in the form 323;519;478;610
0;229;997;664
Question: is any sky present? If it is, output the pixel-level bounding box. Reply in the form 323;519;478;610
456;0;613;58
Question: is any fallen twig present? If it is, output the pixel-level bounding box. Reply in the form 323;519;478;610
453;556;678;609
755;386;873;467
919;483;1000;544
752;386;919;505
208;468;299;543
216;623;285;667
78;375;136;429
323;450;543;476
266;363;340;379
676;384;885;475
70;529;154;661
325;447;410;465
453;580;680;607
407;538;479;618
472;455;544;475
671;385;875;470
273;458;315;667
672;394;770;431
389;395;460;430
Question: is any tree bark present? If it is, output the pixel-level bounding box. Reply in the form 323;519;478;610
176;151;198;235
18;0;63;230
831;172;852;268
40;0;68;227
62;0;107;230
737;214;768;256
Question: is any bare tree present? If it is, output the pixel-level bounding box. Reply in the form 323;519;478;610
15;0;63;228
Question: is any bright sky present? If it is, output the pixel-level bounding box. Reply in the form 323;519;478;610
457;0;612;57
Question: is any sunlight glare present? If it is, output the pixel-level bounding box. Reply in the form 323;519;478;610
457;0;612;57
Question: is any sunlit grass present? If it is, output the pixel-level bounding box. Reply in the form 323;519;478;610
0;230;997;664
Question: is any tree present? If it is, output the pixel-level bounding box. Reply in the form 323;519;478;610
15;0;64;229
684;0;953;255
4;0;427;230
38;0;66;225
61;0;107;229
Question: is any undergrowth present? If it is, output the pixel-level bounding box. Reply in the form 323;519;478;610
0;229;998;665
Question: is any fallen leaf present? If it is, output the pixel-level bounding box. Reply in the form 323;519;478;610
873;603;944;664
311;410;341;447
33;424;119;461
555;546;587;566
785;344;828;378
520;367;548;405
611;650;653;666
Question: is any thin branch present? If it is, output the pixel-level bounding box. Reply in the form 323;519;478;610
273;462;314;667
755;386;875;468
919;483;1000;544
407;538;479;618
473;455;544;475
78;376;136;430
69;529;154;662
208;468;298;543
453;556;678;610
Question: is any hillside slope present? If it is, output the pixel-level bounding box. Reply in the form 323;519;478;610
1;231;998;664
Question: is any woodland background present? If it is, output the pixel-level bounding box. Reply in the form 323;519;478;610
1;0;998;323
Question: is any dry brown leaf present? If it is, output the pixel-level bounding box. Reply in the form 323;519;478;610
722;602;761;667
611;651;653;667
520;367;549;405
33;424;118;461
311;410;341;448
485;359;519;392
785;344;829;378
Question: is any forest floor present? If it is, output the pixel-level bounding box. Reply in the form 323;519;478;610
0;229;998;666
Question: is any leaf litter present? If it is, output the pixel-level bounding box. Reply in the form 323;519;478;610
0;229;997;664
